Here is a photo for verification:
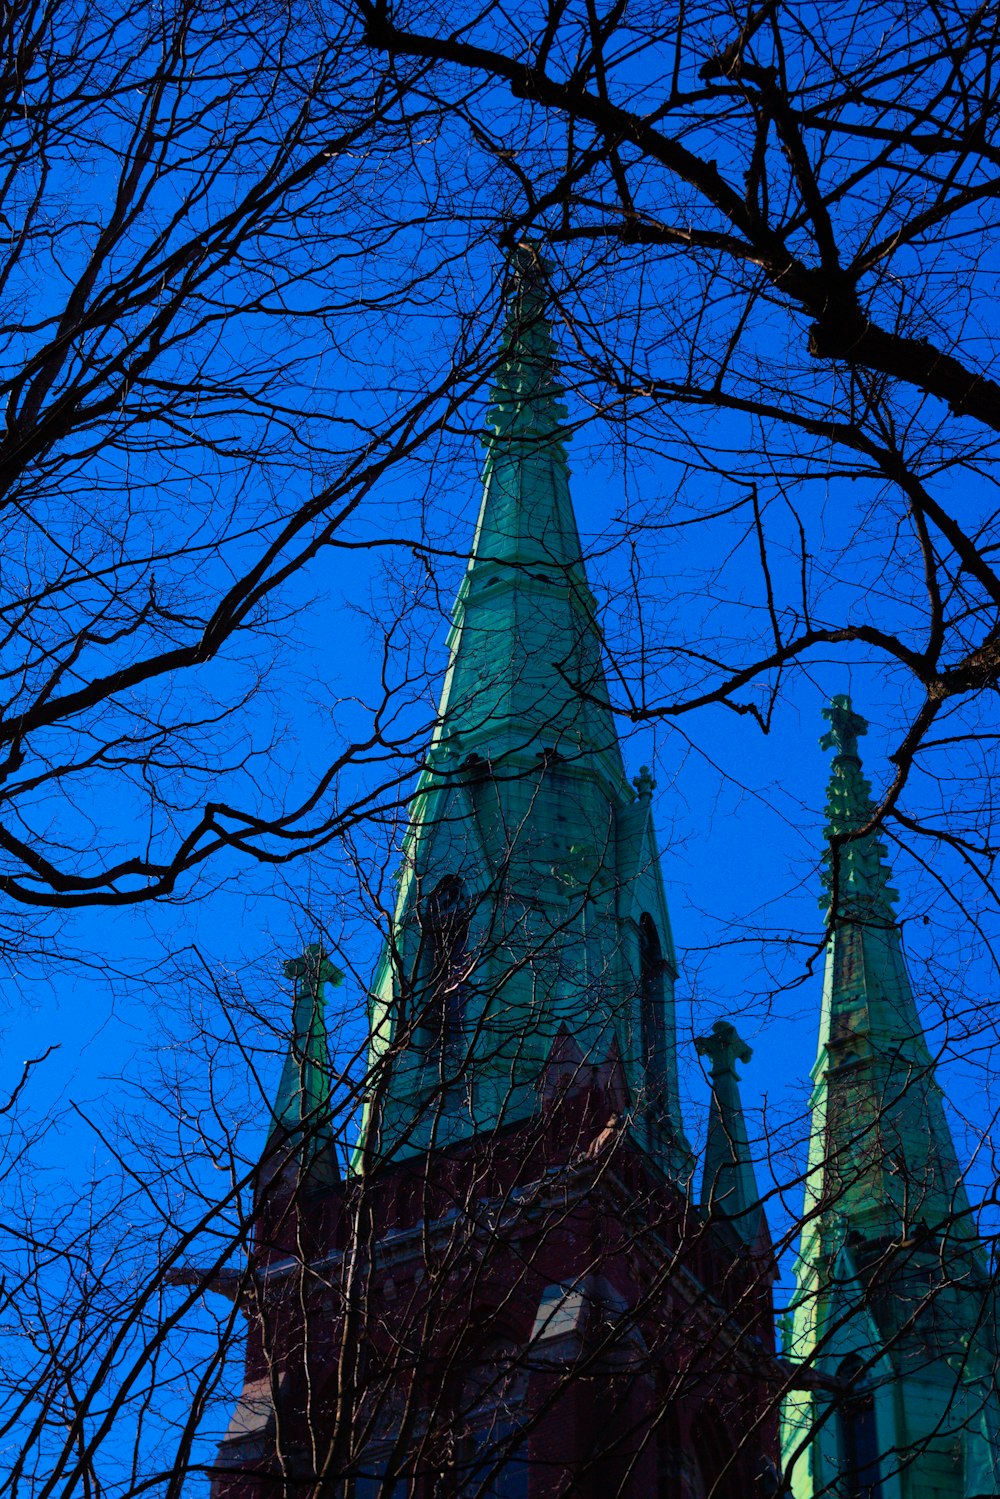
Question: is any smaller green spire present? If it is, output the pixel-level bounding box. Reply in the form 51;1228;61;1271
820;694;898;923
782;699;1000;1498
268;942;343;1181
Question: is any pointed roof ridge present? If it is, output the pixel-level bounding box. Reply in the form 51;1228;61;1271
268;942;343;1173
820;694;898;924
781;700;999;1499
815;696;928;1070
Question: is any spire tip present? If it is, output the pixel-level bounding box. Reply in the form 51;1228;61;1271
819;696;898;920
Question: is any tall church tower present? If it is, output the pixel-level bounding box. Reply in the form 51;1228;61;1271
782;697;1000;1499
359;246;687;1177
211;251;780;1499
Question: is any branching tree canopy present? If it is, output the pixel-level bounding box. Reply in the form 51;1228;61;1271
8;0;1000;927
353;0;1000;912
0;0;506;924
4;0;1000;1497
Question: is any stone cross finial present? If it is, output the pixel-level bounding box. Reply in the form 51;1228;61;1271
283;942;343;994
820;694;868;762
632;765;655;801
695;1020;752;1079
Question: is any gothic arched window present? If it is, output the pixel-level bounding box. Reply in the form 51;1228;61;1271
354;1463;408;1499
416;875;470;1052
639;913;667;1093
691;1403;741;1499
459;1339;529;1499
836;1355;884;1499
654;1403;685;1491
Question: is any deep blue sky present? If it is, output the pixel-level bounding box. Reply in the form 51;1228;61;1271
2;383;989;1238
1;296;996;1493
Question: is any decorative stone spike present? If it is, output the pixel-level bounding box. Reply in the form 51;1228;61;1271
695;1021;766;1249
267;941;343;1182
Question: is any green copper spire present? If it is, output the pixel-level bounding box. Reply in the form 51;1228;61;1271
781;698;1000;1499
814;697;932;1161
267;942;343;1184
360;255;688;1174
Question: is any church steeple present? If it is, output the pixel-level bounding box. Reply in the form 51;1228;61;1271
809;696;960;1238
213;259;791;1499
782;698;1000;1499
361;253;687;1173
